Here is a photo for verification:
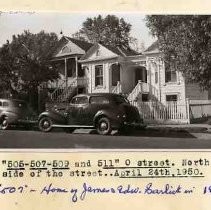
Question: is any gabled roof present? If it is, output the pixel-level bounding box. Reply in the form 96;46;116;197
64;36;93;52
144;40;160;54
52;36;93;58
80;43;140;62
103;44;140;57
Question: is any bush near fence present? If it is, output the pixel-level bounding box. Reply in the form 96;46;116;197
189;100;211;123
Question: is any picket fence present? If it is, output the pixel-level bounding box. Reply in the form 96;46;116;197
131;101;190;124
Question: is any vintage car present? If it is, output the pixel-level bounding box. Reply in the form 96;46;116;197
0;99;37;130
38;93;145;135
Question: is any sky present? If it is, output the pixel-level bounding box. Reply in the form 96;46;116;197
0;12;156;49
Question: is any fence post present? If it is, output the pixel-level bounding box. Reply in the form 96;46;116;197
186;98;190;124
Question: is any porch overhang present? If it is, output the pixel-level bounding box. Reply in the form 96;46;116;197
79;55;120;64
51;54;84;62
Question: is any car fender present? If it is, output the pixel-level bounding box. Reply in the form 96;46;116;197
93;109;121;126
0;111;18;123
38;111;66;124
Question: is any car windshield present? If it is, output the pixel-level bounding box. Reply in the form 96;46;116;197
12;101;27;108
114;95;129;104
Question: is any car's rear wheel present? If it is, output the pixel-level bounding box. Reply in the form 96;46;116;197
38;117;53;132
1;117;9;130
96;117;112;135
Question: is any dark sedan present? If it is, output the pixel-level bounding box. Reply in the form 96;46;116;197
38;93;145;135
0;99;37;130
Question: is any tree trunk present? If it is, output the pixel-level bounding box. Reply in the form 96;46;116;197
28;87;38;113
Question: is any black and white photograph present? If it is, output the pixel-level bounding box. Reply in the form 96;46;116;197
1;12;211;148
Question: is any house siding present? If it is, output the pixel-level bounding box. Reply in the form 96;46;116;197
185;83;209;100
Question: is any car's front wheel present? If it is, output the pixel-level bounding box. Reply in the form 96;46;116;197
96;117;112;135
38;117;53;132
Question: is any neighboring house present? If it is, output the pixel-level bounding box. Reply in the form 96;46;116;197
48;36;93;101
141;41;211;104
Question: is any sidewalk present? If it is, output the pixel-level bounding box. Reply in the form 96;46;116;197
146;124;211;133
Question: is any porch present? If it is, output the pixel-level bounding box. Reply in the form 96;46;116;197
48;56;88;102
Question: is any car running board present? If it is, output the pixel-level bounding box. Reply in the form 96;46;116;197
52;124;94;128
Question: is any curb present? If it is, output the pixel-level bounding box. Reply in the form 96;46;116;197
145;126;209;133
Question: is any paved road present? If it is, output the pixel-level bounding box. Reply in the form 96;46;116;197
0;128;211;149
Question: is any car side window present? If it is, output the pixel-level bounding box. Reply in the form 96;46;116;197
3;102;9;107
0;101;2;106
90;96;109;104
71;96;88;105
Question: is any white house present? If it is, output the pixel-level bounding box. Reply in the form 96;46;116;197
78;41;211;105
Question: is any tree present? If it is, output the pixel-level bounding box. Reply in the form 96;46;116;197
0;30;59;110
78;15;132;48
146;15;211;89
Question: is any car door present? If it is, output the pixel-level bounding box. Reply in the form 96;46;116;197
67;96;90;125
88;96;110;120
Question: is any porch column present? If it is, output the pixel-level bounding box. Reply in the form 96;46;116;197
75;57;78;78
64;58;68;88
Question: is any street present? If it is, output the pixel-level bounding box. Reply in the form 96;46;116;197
0;128;211;149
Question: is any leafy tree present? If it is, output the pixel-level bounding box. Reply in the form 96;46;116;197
146;15;211;89
77;14;132;48
0;30;59;110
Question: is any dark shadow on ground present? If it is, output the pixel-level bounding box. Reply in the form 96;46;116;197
89;128;197;138
7;125;200;139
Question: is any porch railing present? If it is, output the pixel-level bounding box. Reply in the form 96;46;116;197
50;77;87;102
112;81;122;94
128;80;149;102
56;79;77;102
50;79;66;101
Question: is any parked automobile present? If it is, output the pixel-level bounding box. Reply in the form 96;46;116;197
0;99;37;130
38;93;145;135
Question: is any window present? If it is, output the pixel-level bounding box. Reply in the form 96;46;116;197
95;65;103;86
142;94;149;102
61;46;71;54
155;71;158;84
96;50;100;56
0;101;2;106
165;63;177;83
90;96;109;104
71;96;88;105
166;94;178;102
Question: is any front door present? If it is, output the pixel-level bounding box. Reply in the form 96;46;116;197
111;63;120;86
135;67;147;85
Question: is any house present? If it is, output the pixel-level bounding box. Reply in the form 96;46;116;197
47;37;211;123
48;36;93;102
